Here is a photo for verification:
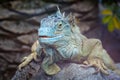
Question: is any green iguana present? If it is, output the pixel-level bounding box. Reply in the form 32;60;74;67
18;9;120;75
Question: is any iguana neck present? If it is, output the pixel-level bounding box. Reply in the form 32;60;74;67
53;33;82;58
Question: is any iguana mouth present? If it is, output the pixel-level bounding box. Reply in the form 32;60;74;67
39;36;51;38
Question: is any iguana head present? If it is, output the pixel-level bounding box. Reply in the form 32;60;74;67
38;8;81;45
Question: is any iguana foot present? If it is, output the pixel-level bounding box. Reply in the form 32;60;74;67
83;58;109;75
18;52;37;70
43;63;61;75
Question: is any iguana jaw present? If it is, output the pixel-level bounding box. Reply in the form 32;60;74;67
39;35;64;44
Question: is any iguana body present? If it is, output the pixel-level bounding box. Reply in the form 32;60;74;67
18;9;119;75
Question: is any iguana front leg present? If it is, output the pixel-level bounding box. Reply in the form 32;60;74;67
18;40;40;70
41;51;61;75
41;56;61;75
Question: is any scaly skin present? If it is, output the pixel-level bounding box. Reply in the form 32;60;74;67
18;9;120;75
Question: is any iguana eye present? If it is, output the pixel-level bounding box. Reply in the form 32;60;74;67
57;23;64;30
58;24;62;27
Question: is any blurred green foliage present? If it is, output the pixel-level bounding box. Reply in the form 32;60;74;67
101;0;120;32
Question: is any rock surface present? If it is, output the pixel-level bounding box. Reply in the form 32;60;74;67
12;61;120;80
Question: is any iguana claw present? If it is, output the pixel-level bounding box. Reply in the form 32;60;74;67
83;58;109;75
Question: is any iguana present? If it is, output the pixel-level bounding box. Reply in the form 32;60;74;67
18;9;120;75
